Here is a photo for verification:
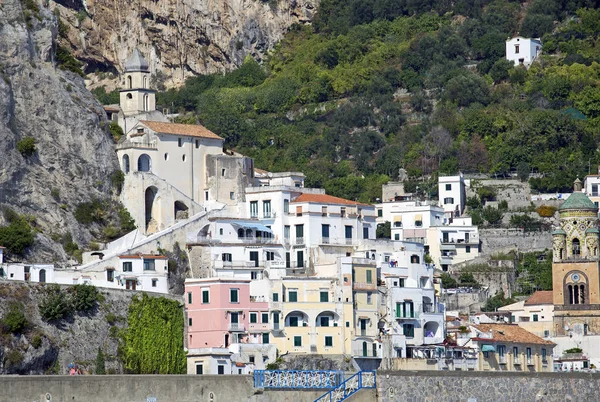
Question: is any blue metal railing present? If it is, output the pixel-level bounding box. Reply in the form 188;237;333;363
314;371;376;402
253;370;344;389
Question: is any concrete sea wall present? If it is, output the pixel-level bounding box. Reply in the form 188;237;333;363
3;371;600;402
378;371;600;402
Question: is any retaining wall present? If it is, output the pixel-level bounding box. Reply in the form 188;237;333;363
0;374;375;402
378;370;600;402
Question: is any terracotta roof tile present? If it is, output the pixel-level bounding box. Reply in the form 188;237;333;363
118;254;168;259
291;193;371;207
473;323;555;346
524;290;554;306
140;120;223;140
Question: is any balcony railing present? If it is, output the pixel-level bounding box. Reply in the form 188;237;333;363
295;237;305;245
228;323;245;332
527;358;533;366
248;323;270;332
396;311;419;319
514;357;521;365
116;139;158;150
345;238;354;245
353;282;377;291
353;349;379;358
215;260;261;269
193;235;275;244
499;356;507;364
321;237;330;244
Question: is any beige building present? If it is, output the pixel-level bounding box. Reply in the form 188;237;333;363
468;323;555;372
499;291;554;338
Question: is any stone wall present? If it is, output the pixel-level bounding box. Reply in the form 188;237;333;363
378;370;600;402
0;374;376;402
479;228;552;255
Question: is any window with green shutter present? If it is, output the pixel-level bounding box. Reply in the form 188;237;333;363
263;333;269;344
187;292;193;304
320;291;329;302
294;336;302;347
202;289;209;304
325;336;333;347
230;288;239;303
289;290;298;302
366;270;372;284
250;313;257;323
272;292;279;302
262;313;269;323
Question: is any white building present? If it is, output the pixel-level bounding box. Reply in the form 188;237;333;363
438;174;466;218
583;171;600;208
1;264;54;283
505;37;542;67
375;198;479;271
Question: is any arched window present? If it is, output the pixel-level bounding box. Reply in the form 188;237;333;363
238;228;245;238
410;255;420;264
143;94;149;111
143;75;148;88
127;75;132;89
39;269;46;283
126;93;133;99
580;284;585;304
137;154;151;172
573;238;581;256
123;155;130;174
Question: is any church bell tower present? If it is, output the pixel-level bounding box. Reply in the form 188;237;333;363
552;179;600;336
119;49;156;116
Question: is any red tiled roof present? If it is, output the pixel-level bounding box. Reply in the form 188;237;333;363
473;323;555;346
140;120;223;140
524;290;554;306
291;193;371;207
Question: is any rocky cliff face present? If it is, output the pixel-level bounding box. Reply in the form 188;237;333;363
0;0;119;262
50;0;319;87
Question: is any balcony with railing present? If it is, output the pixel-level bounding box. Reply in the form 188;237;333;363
192;235;276;245
228;323;246;332
499;355;507;364
214;260;262;269
294;237;305;245
395;310;419;319
321;237;330;244
353;349;380;358
248;322;270;332
345;238;354;245
353;282;377;291
116;139;158;150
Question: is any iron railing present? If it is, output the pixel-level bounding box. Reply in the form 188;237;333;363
253;370;344;389
314;371;376;402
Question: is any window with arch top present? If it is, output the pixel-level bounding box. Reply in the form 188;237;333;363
127;75;132;89
572;238;581;257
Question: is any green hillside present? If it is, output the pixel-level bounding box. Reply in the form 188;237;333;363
155;0;600;202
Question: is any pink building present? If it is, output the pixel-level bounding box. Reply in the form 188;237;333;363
186;278;270;349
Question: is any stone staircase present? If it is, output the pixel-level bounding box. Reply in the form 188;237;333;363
314;371;376;402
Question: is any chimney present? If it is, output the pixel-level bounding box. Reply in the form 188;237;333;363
574;178;583;192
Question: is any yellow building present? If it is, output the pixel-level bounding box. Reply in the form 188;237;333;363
470;323;555;372
269;277;352;355
551;180;600;336
351;259;380;358
499;291;554;338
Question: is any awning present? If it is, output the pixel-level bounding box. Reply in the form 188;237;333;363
481;344;496;352
393;215;403;222
231;222;273;233
414;214;423;221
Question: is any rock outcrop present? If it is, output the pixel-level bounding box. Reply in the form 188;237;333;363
50;0;319;87
0;0;119;262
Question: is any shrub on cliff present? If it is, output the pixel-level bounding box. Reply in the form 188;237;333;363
16;137;36;157
1;302;28;334
38;285;73;322
0;209;35;256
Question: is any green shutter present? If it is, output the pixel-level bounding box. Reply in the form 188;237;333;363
202;290;209;304
294;336;302;347
366;270;372;284
320;291;328;302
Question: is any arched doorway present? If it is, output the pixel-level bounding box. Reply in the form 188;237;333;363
138;154;151;172
123;155;130;174
145;186;159;233
39;269;46;283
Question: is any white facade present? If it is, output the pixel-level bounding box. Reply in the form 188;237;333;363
1;264;54;283
378;242;445;357
376;199;479;271
438;175;466;217
505;37;542;67
583;172;600;208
